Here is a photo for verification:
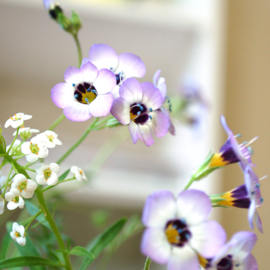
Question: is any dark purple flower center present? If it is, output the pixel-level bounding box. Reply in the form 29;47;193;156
216;255;233;270
73;82;97;105
115;71;125;85
165;219;191;247
130;103;152;124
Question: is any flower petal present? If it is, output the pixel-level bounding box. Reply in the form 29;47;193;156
141;228;171;264
189;220;226;258
7;201;19;210
119;78;143;104
111;97;131;125
176;189;212;226
141;82;163;110
142;190;176;228
51;83;74;109
168;246;199;270
89;94;113;117
64;66;83;84
138;124;154;147
36;173;47;185
248;200;256;230
88;44;118;70
63;102;91;122
116;53;146;78
254;211;263;233
47;173;58;186
93;69;116;95
80;61;98;83
242;254;258;270
149;111;169;138
128;121;139;144
50;163;60;174
153;70;161;86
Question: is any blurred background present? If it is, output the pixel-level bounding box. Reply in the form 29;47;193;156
0;0;270;269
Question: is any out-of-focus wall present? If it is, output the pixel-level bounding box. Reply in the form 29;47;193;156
224;1;270;268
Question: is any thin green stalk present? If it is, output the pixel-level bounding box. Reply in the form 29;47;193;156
24;210;42;231
42;177;75;193
14;155;25;161
6;127;19;155
23;167;36;172
144;257;151;270
48;113;66;131
183;175;195;190
26;159;40;168
73;34;82;67
2;167;13;198
35;187;72;270
56;118;99;165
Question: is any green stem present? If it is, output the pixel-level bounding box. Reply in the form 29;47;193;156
56;118;99;165
24;210;42;231
183;175;195;190
42;177;75;193
48;113;66;131
2;167;13;198
23;167;36;172
6;127;19;155
144;257;151;270
35;187;72;270
73;34;82;67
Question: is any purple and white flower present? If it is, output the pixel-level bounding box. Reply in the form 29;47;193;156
70;166;87;182
51;62;116;121
10;222;26;246
5;188;25;210
5;113;32;129
153;70;175;135
111;78;170;147
206;231;257;270
208;116;255;170
21;136;49;162
82;44;146;98
11;174;37;199
141;189;226;270
36;163;60;186
37;131;62;148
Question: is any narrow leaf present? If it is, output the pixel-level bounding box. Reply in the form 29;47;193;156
80;218;126;270
58;169;70;182
0;232;11;260
0;256;61;268
69;246;95;259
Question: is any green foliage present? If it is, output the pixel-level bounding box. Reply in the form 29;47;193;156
80;218;127;270
58;169;71;182
69;246;95;259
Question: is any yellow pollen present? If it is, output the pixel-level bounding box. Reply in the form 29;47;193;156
198;254;209;268
15;231;20;237
165;224;180;245
208;153;229;168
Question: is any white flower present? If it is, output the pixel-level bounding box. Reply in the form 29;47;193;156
21;136;49;162
11;174;37;199
70;166;87;182
6;139;22;155
36;163;60;186
13;127;39;140
10;222;26;246
5;113;32;129
5;188;25;210
37;131;62;148
0;197;5;215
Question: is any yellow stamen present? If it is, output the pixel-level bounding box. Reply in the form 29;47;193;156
165;223;179;245
208;153;229;168
198;254;209;268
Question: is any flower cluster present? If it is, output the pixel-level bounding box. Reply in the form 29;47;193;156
51;44;174;146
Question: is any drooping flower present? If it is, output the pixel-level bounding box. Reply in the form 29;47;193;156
6;139;22;155
0;197;4;215
82;43;146;98
36;163;60;186
11;174;37;199
70;166;87;182
13;127;39;140
204;231;257;270
21;136;49;162
208;116;255;170
37;131;62;148
10;222;26;246
5;188;25;210
211;166;263;233
141;189;226;270
111;78;170;146
5;113;32;129
153;70;175;135
51;62;116;121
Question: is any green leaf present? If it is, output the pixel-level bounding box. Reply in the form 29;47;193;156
0;232;11;260
69;246;95;259
80;218;127;270
58;169;70;182
0;256;61;268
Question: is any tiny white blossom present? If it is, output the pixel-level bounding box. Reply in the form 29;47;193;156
6;139;22;155
10;222;26;246
11;174;37;199
5;113;32;129
5;188;25;210
21;136;49;162
37;131;62;148
0;197;5;215
36;163;60;186
70;166;87;182
13;127;39;140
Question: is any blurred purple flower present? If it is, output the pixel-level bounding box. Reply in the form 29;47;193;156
141;189;226;270
82;44;146;98
51;62;116;121
111;78;169;147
